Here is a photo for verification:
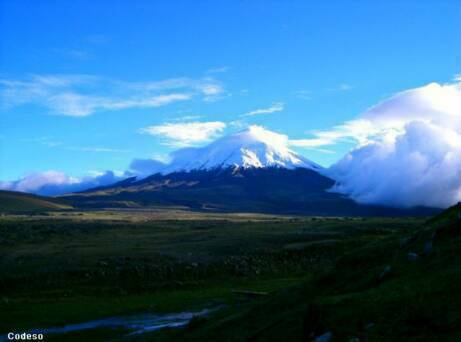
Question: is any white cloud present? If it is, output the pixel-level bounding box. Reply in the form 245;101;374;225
241;102;284;117
130;77;224;101
0;170;122;196
289;119;378;148
292;81;461;149
324;78;461;208
200;84;222;96
140;121;226;147
0;75;223;117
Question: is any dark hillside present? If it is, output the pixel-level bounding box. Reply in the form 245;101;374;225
153;205;461;341
64;168;438;217
0;190;72;212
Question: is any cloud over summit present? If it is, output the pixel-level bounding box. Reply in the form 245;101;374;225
140;121;227;147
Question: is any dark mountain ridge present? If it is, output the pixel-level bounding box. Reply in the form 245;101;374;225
64;167;439;217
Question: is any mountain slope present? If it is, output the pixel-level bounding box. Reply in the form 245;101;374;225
0;190;72;211
65;167;437;216
63;127;359;215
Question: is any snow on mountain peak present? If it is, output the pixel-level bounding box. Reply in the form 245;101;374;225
160;125;322;173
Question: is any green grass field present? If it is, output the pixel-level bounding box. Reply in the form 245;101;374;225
0;209;459;341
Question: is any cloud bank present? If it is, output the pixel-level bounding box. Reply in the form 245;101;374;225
325;78;461;208
0;170;123;196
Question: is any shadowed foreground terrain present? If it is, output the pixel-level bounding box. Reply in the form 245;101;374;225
0;208;459;341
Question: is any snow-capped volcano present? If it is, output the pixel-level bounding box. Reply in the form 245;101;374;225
161;125;321;173
66;126;436;216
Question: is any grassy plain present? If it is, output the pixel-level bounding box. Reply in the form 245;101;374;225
2;209;455;340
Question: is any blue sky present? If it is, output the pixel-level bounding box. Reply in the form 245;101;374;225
1;0;461;181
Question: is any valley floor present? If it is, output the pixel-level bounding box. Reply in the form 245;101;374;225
0;209;459;341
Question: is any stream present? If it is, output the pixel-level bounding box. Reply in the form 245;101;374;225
1;307;220;340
